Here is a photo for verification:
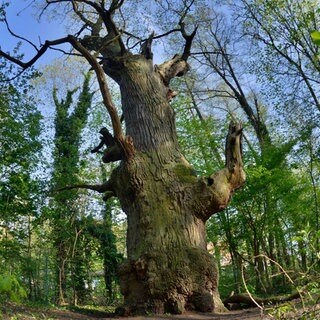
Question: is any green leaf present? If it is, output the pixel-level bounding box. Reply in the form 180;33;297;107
311;31;320;46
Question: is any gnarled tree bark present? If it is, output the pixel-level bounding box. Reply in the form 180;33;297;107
0;0;245;315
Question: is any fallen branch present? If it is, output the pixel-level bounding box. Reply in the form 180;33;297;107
240;264;263;310
224;253;306;310
223;291;302;309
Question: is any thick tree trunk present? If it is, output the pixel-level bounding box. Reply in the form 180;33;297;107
101;54;244;314
115;156;224;314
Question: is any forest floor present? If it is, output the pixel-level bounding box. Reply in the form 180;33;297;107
1;302;320;320
0;303;270;320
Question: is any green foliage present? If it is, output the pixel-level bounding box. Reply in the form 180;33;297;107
239;0;320;127
0;52;44;303
0;2;8;21
0;274;27;302
48;72;123;305
172;94;224;175
50;72;95;305
311;30;320;46
52;72;94;189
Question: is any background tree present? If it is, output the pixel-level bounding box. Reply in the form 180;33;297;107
182;0;320;300
235;0;320;128
0;52;42;301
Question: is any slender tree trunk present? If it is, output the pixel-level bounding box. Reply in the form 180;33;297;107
309;139;320;256
27;215;33;300
56;242;68;305
279;232;291;269
253;235;267;295
220;210;241;293
298;241;307;272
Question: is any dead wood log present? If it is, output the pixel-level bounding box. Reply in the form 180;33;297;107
223;292;302;310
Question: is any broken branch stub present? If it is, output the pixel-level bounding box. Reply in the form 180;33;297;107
140;31;155;60
155;54;189;86
198;121;246;221
226;122;244;172
225;122;245;193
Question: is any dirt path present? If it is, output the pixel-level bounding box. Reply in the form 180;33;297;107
4;299;320;319
1;304;272;320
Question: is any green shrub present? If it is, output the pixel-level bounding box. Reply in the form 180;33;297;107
0;274;27;302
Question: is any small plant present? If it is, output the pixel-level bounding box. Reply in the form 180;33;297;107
269;302;295;319
0;274;27;302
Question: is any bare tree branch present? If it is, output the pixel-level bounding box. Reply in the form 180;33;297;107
49;45;83;57
109;0;125;13
178;0;197;61
140;31;154;59
179;0;195;23
128;28;181;50
46;0;102;14
181;24;198;61
1;69;27;82
71;0;96;28
55;181;114;193
68;35;123;139
45;0;126;54
4;17;38;51
0;36;71;69
0;33;124;141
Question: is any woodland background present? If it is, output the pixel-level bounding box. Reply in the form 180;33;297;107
0;0;319;318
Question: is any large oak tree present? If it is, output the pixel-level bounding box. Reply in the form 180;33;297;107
0;0;245;314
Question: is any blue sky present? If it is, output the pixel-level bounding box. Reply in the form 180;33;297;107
1;2;68;66
0;1;168;67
